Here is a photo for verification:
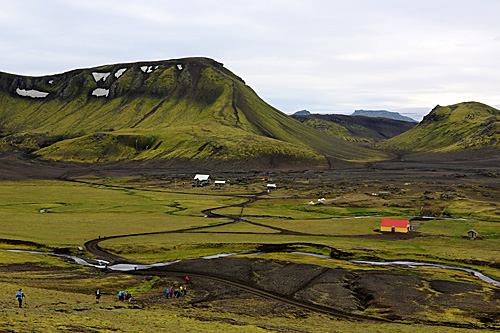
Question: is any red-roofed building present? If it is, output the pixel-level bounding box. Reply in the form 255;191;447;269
381;219;410;233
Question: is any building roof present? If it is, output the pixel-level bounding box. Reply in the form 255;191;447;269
267;184;276;187
381;219;409;228
194;174;210;181
214;180;226;184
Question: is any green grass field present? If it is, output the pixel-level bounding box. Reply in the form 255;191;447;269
1;178;500;331
0;181;240;247
2;179;499;272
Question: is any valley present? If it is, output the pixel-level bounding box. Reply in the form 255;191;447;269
2;58;500;332
1;154;500;332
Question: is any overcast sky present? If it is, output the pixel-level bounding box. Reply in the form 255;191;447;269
1;0;500;120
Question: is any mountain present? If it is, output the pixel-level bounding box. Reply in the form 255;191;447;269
292;113;416;143
352;110;417;123
0;57;388;168
379;102;500;152
292;110;311;116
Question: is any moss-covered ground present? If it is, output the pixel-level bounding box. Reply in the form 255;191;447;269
1;168;500;331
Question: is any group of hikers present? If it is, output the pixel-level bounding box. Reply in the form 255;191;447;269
95;289;132;303
166;276;190;299
117;290;133;302
16;276;190;308
166;285;187;298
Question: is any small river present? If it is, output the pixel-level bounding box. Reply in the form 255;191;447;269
5;249;500;287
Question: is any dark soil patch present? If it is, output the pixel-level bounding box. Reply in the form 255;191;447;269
293;269;360;312
141;256;500;325
430;280;484;294
157;257;327;296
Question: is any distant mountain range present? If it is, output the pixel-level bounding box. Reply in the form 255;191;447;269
351;110;418;123
292;110;311;116
292;113;416;142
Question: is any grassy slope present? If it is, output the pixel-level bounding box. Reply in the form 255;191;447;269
380;102;500;152
0;58;388;165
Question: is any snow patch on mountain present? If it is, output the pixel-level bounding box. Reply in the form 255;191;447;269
92;72;111;82
114;68;127;78
92;88;109;97
16;88;49;98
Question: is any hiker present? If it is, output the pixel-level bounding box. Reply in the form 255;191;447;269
125;292;132;303
15;289;26;308
185;276;190;284
179;286;183;296
118;291;124;301
96;289;101;303
183;285;187;296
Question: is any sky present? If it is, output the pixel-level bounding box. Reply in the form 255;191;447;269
1;0;500;121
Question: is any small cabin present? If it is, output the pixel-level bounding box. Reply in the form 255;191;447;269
214;180;226;187
193;174;211;187
467;230;478;240
267;184;277;191
380;219;410;233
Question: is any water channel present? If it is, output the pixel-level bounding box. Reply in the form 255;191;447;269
6;249;500;287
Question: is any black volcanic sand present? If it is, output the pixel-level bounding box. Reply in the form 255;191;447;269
138;256;500;325
2;148;500;184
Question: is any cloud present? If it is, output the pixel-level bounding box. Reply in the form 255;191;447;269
1;0;500;119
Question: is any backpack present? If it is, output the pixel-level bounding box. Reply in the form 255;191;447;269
15;292;23;298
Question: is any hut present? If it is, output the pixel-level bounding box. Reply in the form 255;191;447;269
380;219;410;233
214;180;226;187
193;174;211;187
267;184;277;191
467;230;478;240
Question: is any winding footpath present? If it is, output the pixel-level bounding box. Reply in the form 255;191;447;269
82;184;392;323
78;180;496;328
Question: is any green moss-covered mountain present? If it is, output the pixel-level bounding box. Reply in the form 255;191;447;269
0;57;388;167
379;102;500;152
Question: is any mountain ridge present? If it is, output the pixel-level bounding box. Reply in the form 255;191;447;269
380;102;500;152
292;113;417;142
352;109;417;123
0;57;388;168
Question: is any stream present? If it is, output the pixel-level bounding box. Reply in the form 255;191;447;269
6;249;500;287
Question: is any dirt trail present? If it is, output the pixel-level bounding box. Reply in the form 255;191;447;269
82;186;394;322
69;173;498;328
138;268;389;322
